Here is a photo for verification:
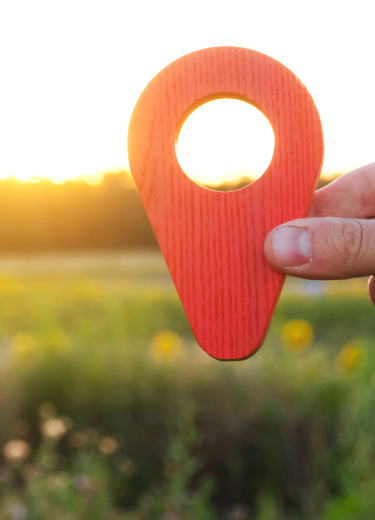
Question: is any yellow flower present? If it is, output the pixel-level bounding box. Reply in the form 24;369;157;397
151;330;183;361
337;341;363;373
12;330;70;368
12;333;37;367
281;319;313;353
3;440;30;463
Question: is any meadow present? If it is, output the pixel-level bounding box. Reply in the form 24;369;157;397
0;251;374;519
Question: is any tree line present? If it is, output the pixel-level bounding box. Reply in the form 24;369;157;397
0;172;334;252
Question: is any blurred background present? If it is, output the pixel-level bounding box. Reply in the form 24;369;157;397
0;0;375;519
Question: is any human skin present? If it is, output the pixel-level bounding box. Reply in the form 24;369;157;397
263;163;375;305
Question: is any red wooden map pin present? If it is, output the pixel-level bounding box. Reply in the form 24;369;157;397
128;47;324;360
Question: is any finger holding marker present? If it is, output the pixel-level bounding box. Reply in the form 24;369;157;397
264;163;375;283
308;163;375;220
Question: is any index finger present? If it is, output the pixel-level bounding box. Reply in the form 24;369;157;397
308;162;375;219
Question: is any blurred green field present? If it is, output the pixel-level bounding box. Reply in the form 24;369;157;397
0;251;374;519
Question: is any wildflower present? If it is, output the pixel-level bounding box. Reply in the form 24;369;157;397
3;440;30;463
42;417;70;440
281;319;313;353
337;340;363;373
151;330;183;361
99;437;118;455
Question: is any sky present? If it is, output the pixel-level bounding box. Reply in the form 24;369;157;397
0;0;374;184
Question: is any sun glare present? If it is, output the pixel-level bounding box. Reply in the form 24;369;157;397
0;168;130;186
177;99;275;189
0;1;374;184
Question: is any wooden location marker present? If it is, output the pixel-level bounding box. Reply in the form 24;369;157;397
128;47;324;360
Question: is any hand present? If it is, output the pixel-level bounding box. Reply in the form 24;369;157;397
263;163;375;304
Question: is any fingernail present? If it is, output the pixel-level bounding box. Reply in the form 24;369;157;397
272;227;311;267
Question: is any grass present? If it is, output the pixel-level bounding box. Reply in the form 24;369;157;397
0;251;373;519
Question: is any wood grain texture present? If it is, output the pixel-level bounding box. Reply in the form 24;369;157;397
128;47;324;360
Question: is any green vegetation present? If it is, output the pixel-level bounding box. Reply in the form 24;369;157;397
0;172;334;253
0;266;374;519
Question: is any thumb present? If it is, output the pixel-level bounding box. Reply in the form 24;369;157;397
264;217;375;280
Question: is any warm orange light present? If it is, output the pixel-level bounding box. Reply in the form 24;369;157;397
0;168;133;186
0;3;373;184
177;99;275;188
